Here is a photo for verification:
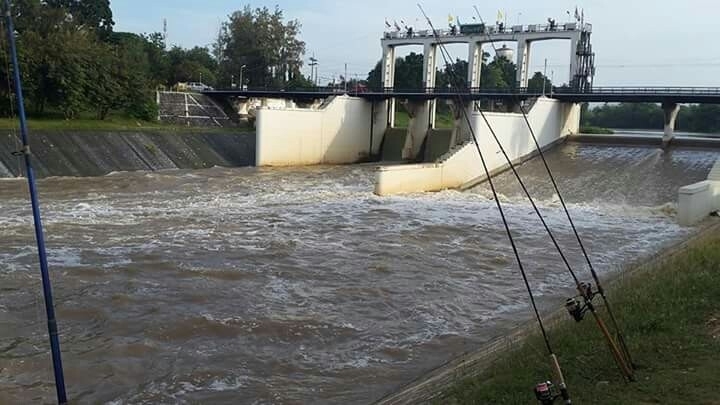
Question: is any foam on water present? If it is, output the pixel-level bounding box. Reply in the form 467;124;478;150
0;143;718;404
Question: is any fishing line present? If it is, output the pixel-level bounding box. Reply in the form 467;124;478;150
470;6;635;371
417;5;574;401
417;4;555;358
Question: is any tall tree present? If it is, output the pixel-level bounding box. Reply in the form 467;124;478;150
215;6;307;88
47;0;115;37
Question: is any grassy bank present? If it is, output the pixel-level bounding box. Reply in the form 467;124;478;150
0;113;252;132
580;126;615;135
394;110;454;129
443;232;720;404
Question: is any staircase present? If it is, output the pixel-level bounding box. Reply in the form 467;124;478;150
157;91;233;127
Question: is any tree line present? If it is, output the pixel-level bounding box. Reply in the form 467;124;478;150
582;103;720;133
0;2;311;121
365;52;552;92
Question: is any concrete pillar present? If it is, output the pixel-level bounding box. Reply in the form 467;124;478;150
402;100;432;160
382;45;396;89
382;45;397;127
422;43;437;91
662;102;680;148
371;101;388;155
468;42;482;90
516;40;531;89
422;43;438;130
569;36;579;88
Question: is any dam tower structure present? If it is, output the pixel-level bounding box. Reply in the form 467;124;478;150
241;18;591;194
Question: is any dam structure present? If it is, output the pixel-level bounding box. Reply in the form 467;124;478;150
202;19;720;224
212;21;593;196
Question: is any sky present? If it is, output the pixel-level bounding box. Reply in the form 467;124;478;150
113;0;720;87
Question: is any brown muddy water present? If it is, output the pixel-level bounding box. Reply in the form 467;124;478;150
0;143;718;404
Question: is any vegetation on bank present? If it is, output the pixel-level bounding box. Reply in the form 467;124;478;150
0;113;252;132
582;103;720;134
394;110;455;130
579;126;614;134
0;2;309;124
442;232;720;404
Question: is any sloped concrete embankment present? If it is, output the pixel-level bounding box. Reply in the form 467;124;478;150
0;130;255;178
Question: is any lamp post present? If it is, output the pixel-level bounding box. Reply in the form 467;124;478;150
240;65;247;89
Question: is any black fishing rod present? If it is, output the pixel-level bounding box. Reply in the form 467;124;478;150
471;5;635;376
417;5;572;403
3;1;68;403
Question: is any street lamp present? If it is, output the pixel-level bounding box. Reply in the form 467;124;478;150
240;65;247;89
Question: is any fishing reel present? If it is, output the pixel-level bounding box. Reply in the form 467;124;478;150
565;282;598;322
534;381;572;405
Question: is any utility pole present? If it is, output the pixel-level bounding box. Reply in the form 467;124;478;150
309;55;318;87
543;58;548;96
240;64;246;89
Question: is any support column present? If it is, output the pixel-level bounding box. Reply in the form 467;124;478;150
422;43;438;130
662;102;680;148
468;41;482;89
569;36;579;88
516;40;531;89
422;43;437;91
381;45;396;127
402;100;433;160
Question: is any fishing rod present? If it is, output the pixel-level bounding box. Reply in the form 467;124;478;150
3;1;68;404
471;5;635;374
417;5;572;403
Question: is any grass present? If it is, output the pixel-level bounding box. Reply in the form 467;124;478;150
580;126;615;135
394;110;455;130
442;232;720;404
0;111;252;132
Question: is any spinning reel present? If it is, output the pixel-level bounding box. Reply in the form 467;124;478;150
565;282;599;322
534;381;571;405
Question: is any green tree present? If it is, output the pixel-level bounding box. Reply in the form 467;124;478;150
215;6;306;88
527;72;552;94
47;0;115;37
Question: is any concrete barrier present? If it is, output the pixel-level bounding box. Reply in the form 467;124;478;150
374;98;579;195
678;181;713;226
255;95;385;166
678;158;720;226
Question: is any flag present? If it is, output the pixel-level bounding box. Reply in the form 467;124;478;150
574;7;581;20
497;10;503;22
448;14;454;24
385;19;392;29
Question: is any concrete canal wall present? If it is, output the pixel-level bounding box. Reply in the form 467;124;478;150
0;130;255;178
374;98;581;195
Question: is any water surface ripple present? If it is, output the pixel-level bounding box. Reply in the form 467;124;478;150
0;143;717;404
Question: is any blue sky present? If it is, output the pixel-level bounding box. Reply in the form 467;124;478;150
113;0;720;86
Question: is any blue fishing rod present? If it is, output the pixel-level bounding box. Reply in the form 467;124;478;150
3;1;68;403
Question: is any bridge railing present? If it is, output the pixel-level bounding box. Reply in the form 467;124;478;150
553;87;720;95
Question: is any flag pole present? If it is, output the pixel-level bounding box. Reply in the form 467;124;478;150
2;1;68;404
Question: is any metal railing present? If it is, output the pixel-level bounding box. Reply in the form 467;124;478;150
552;87;720;95
207;86;720;98
382;22;591;40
